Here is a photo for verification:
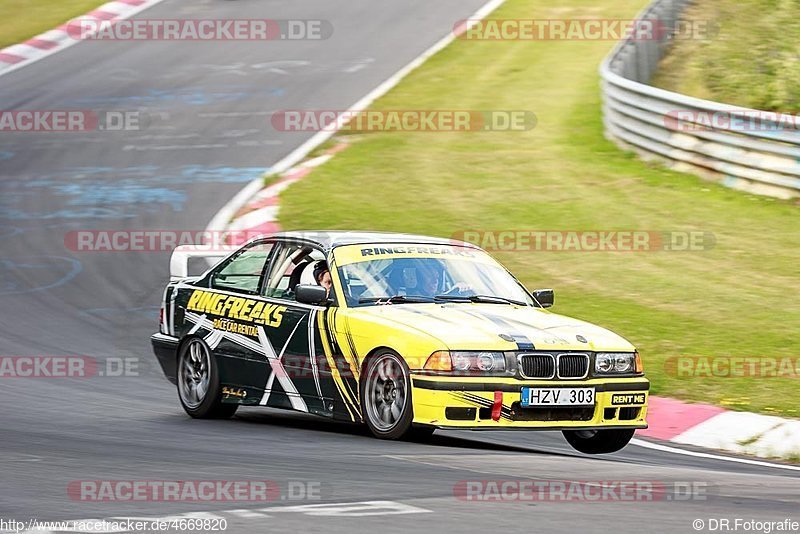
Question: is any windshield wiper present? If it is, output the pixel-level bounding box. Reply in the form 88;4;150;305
359;295;436;304
434;294;528;306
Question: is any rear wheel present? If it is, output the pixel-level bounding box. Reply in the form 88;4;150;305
177;338;238;419
562;428;634;454
360;351;414;440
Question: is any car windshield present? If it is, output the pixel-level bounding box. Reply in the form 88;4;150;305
334;244;534;307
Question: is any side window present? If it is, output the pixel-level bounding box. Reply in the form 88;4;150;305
210;242;274;294
263;243;325;299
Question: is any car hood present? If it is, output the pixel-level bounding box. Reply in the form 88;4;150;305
351;303;635;352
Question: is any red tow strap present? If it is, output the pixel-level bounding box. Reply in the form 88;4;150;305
491;390;503;421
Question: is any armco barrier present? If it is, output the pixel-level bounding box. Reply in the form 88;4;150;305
600;0;800;199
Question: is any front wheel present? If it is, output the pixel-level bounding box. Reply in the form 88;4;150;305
360;351;414;440
562;428;635;454
177;337;238;419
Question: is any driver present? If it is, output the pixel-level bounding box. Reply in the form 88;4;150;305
417;265;441;295
416;263;471;296
312;261;332;297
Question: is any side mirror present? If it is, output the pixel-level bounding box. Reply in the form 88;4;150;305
295;284;329;305
532;288;554;308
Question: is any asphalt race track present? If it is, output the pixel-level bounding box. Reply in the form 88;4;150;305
0;1;798;533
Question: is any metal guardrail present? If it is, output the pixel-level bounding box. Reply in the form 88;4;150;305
600;0;800;199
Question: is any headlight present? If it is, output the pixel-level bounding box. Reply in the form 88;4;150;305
595;352;638;374
453;352;472;371
451;351;506;373
477;353;496;371
424;351;509;375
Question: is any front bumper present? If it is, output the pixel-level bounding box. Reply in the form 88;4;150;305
411;375;649;430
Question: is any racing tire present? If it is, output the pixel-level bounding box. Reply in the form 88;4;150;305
177;337;238;419
360;350;414;440
562;428;635;454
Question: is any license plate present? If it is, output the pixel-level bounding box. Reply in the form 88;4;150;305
520;387;595;407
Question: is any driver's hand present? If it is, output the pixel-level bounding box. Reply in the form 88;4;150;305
446;282;473;294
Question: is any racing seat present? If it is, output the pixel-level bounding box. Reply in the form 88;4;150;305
388;265;409;295
299;262;320;286
287;260;312;293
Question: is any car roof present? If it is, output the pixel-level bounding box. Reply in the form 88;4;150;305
262;230;480;252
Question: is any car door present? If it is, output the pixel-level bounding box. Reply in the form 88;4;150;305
256;241;332;417
176;239;277;403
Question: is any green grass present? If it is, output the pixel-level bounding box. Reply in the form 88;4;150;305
278;0;800;416
651;0;800;112
0;0;102;49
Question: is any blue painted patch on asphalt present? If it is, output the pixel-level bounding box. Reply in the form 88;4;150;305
0;165;268;220
62;86;285;108
0;207;132;220
54;184;186;211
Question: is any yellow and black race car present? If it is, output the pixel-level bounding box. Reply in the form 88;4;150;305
152;231;648;454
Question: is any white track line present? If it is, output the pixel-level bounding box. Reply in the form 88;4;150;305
204;0;509;236
0;0;170;79
630;438;800;472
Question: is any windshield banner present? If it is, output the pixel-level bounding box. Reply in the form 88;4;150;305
333;243;492;266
